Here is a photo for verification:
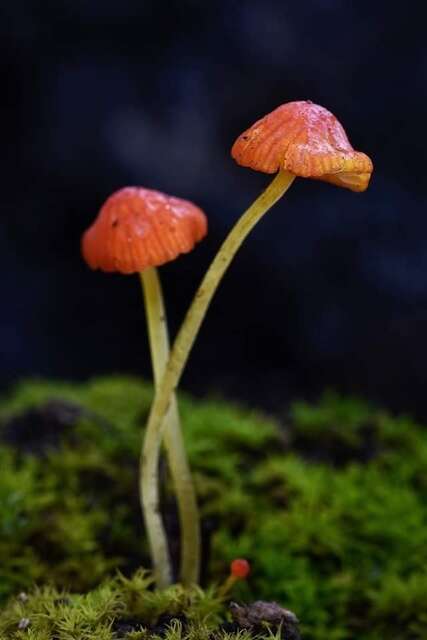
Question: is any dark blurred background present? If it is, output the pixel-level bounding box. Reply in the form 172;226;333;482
1;0;427;417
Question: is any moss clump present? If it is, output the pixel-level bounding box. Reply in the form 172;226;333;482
1;378;427;639
0;377;278;600
0;568;271;640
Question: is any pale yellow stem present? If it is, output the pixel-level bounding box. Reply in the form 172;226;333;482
140;170;295;587
140;267;201;588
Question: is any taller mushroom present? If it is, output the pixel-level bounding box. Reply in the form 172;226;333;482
82;186;207;587
140;101;373;584
231;100;372;192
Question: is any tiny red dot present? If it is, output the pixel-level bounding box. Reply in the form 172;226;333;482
230;558;250;579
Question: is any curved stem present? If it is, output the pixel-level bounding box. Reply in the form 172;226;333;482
141;169;295;585
140;267;201;588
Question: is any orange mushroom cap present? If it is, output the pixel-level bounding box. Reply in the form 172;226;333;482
82;187;207;274
231;101;373;192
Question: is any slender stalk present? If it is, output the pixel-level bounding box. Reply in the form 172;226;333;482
140;267;201;588
141;169;295;586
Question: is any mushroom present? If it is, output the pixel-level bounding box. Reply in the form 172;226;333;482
139;101;373;584
82;186;207;587
218;559;251;598
231;100;372;192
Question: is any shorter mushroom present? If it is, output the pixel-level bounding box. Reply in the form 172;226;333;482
218;559;251;598
82;186;207;588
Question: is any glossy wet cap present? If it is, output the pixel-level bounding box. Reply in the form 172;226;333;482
231;101;373;192
82;187;207;274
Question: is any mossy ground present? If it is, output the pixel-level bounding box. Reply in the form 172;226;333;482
0;568;263;640
1;376;427;639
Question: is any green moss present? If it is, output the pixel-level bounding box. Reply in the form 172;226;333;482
0;569;244;640
1;377;427;638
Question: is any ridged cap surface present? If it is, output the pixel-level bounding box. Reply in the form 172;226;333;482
231;101;373;192
82;187;207;274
